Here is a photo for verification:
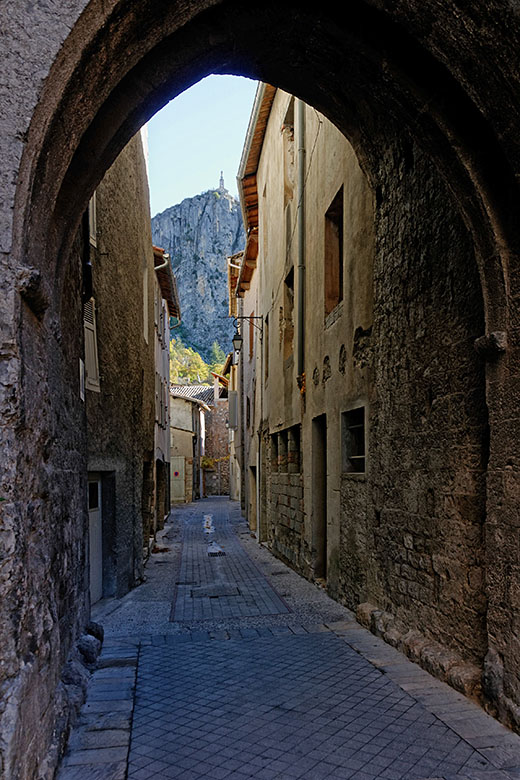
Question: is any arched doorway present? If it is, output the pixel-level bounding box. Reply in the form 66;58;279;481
2;1;520;775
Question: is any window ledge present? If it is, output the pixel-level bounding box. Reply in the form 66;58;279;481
341;471;366;481
325;301;343;329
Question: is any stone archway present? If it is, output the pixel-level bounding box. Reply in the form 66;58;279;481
2;1;520;776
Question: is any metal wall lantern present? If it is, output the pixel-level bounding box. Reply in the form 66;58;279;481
232;330;243;353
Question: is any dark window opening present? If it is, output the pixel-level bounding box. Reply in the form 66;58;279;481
279;429;288;472
88;481;99;510
342;406;366;473
270;433;278;473
287;425;301;473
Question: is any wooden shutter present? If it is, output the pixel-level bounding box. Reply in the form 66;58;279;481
84;298;101;392
228;391;238;430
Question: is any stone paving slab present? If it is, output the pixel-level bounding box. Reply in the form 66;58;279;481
58;499;520;779
126;631;516;779
170;503;290;622
57;762;127;780
57;641;138;777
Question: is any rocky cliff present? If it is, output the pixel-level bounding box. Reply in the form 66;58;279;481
151;181;245;361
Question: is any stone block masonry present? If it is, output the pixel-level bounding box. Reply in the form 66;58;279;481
269;470;304;568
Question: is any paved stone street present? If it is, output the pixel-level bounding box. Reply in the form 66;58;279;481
58;498;520;779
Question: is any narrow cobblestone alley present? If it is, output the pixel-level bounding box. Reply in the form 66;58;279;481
58;499;520;780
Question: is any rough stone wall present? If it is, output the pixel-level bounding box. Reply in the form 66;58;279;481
338;477;369;608
363;141;488;666
86;133;155;598
0;130;154;777
0;228;91;780
204;399;230;495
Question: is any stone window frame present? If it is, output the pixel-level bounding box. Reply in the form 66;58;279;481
341;405;366;474
273;424;301;475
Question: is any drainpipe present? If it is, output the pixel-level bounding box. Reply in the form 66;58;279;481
296;99;306;380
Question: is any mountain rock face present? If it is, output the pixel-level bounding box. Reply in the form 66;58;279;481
151;182;245;361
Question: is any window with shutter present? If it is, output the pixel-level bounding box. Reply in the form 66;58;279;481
163;379;168;428
155;372;161;424
160;303;164;344
154;285;159;328
83;298;101;392
228;391;238;430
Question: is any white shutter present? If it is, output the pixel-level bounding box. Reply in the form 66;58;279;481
88;193;97;247
84;298;101;392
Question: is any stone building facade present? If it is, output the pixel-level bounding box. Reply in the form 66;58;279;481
4;2;520;775
170;391;208;503
152;245;180;536
0;126;163;776
233;84;488;701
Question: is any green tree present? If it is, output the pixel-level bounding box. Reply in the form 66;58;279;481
170;338;210;383
209;340;226;375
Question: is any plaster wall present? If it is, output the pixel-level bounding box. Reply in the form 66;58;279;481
299;104;374;591
171;427;195;459
249;92;374;581
170;398;197;503
171;396;195;433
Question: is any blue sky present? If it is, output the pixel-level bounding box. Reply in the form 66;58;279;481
147;75;258;217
